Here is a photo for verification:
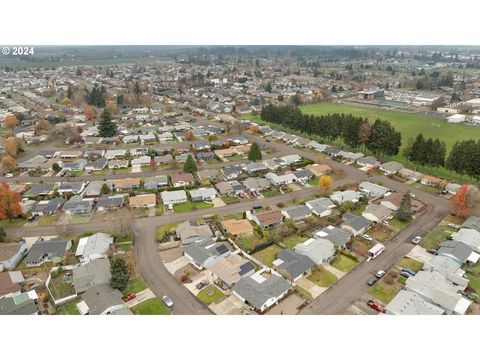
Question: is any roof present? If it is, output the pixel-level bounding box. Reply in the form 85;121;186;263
275;249;315;279
462;216;480;232
282;205;312;220
305;164;331;176
380;161;404;173
362;204;392;221
75;233;114;259
381;192;404;207
386;290;445;315
0;295;37;315
206;254;254;286
330;190;361;204
451;228;480;251
305;198;335;215
73;258;111;293
171;172;195;184
233;274;291;310
358;181;389;197
129;193;157;207
0;272;22;297
0;242;22;262
314;225;352;248
294;238;335;264
221;219;254;236
81;284;124;315
255;209;283;227
24;239;70;264
189;187;218;199
176;221;213;244
161;190;187;203
438;241;475;264
114;177;140;189
342;213;372;232
183;239;230;266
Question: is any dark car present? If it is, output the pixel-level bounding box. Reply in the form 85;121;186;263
196;280;209;290
367;299;386;313
427;248;438;255
367;277;378;286
402;268;417;277
27;214;38;222
253;204;263;210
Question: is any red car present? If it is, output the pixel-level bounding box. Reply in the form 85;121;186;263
122;293;136;302
367;299;386;313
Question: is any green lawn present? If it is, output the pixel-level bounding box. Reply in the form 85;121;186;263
197;285;225;305
389;217;410;230
115;231;134;251
464;262;480;294
131;297;170;315
227;154;245;161
307;266;337;288
396;257;424;272
122;277;148;296
252;244;283;267
37;216;57;226
421;224;453;249
308;177;320;186
223;196;240;204
156;223;178;241
49;273;76;300
0;218;27;228
294;285;313;301
281;235;308;249
235;235;263;252
57;299;81;315
331;253;358;272
352;203;367;216
368;282;399;304
262;188;281;198
173;200;214;213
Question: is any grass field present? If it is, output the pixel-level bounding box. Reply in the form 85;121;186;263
300;102;480;155
331;253;358;272
368;282;399;304
173;200;214;213
252;244;283;267
396;257;424;272
131;298;170;315
421;224;453;249
307;266;337;288
122;277;148;296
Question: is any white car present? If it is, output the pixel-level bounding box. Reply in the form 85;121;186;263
375;270;386;278
363;234;373;241
411;236;422;245
4;173;13;178
162;295;174;307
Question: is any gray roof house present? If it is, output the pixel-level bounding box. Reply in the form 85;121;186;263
176;221;214;245
341;213;372;236
24;239;71;267
294;238;335;265
358;181;389;197
63;195;94;215
330;190;362;204
189;187;219;201
314;225;352;248
0;293;38;315
438;241;480;265
144;175;169;190
81;284;131;315
233;273;291;313
73;258;111;293
31;198;65;216
85;158;108;171
58;182;86;195
356;156;380;168
305;198;335;217
161;190;187;206
451;228;480;252
242;177;271;192
83;181;105;198
462;216;480;232
385;289;446;315
24;183;55;198
183;239;230;270
281;205;312;223
244;162;267;173
96;195;125;211
75;232;114;263
380;161;404;175
362;204;393;223
274;249;315;283
223;165;243;179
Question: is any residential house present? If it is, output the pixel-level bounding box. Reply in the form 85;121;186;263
380;192;404;211
281;205;312;223
293;168;314;183
314;225;352;249
281;154;302;165
183;239;230;270
265;172;296;186
223;165;243;179
73;258;111;293
75;233;114;263
129;194;157;208
244;162;267;174
248;209;283;229
83;181;105;198
451;229;480;253
144;175;169;190
206;254;256;288
242;177;271;192
386;290;446;315
462;216;480;232
215;180;245;196
0;292;38;315
294;238;335;265
81;284;131;315
63;196;95;215
273;249;315;283
0;271;24;298
176;221;214;245
189;187;218;201
358;181;389;198
330;190;362;204
24;239;71;267
131;155;151;167
341;213;372;236
114;178;141;192
154;154;173;165
24;183;55;198
0;242;28;271
171;172;196;187
31;198;65;216
399;168;424;182
196;169;221;182
108;160;129;169
305;198;335;217
161;190;187;206
85;158;108;171
421;175;447;188
62;159;87;172
356;156;380;168
362;204;393;223
57;182;86;196
380;161;404;175
221;219;254;237
438;241;480;265
96;195;125;211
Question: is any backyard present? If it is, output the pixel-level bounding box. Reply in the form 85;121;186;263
280;235;308;249
131;298;170;315
421;224;453;249
252;244;283;267
48;270;76;300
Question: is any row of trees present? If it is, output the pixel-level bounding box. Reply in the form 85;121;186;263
446;140;480;179
404;134;446;168
260;104;402;156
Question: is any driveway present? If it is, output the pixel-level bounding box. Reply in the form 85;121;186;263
212;197;226;207
210;295;250;315
164;256;189;275
407;245;435;264
265;293;304;315
296;277;326;299
126;288;156;308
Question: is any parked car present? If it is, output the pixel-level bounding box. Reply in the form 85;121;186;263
122;293;136;302
367;299;386;313
447;223;461;229
411;236;422;245
196;280;209;290
253;204;263;210
427;248;438;255
363;234;373;241
4;173;13;178
402;268;417;277
27;214;38;222
162;295;174;307
375;270;386;278
367;277;378;286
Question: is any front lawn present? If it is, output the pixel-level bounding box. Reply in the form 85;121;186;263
396;257;424;272
252;244;283;267
0;218;27;228
331;253;358;272
173;200;214;213
197;285;225;305
122;277;148;296
389;217;410;230
366;224;394;243
223;195;240;204
37;216;57;226
156;223;178;241
131;297;170;315
307;266;337;288
421;224;453;249
262;188;280;198
368;282;399;304
115;231;134;251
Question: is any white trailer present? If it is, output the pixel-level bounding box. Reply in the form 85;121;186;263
367;243;385;261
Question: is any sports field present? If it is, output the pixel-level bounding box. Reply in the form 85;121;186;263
300;102;480;153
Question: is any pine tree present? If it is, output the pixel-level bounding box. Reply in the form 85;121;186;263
110;256;130;290
183;154;198;173
248;142;262;161
395;192;413;222
98;108;117;137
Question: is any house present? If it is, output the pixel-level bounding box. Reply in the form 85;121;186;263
31;198;65;216
105;149;126;160
18;155;49;170
170;172;196;187
233;273;291;313
81;284;131;315
63;196;94;215
293;168;314;183
206;254;255;288
445;183;461;195
294;238;335;264
196;169;221;182
75;233;114;263
183;239;230;270
305;198;335;217
196;151;216;161
380;192;404;211
0;242;28;271
0;271;24;297
248;209;284;229
281;205;312;223
223;165;243;179
221;219;254;237
215;180;245;196
96;195;125;211
451;229;480;252
281;154;302;165
386;290;446;315
85;158;108;171
129;194;157;208
24;183;55;198
314;225;352;249
73;258;111;293
189;187;218;201
462;216;480;232
176;221;214;245
57;182;86;195
399;168;424;182
330;190;362;204
108;160;129;169
341;213;372;236
114;178;141;191
265;172;296;186
356;156;380;168
144;175;168;190
423;254;464;278
447;114;466;123
380;161;404;175
273;249;315;283
131;155;151;167
0;292;38;315
438;240;480;265
362;204;393;223
161;190;187;206
24;239;71;267
358;181;389;197
421;175;446;188
154;154;173;165
244;162;267;173
83;181;105;198
62;159;87;172
242;177;271;192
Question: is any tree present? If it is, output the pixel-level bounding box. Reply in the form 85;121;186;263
52;163;61;172
451;184;470;218
149;158;157;170
85;84;107;107
264;82;273;93
4;138;18;156
248;142;262;161
291;93;302;106
3;114;18;130
185;130;194;141
84;106;96;120
1;156;16;173
35;119;51;135
134;81;142;97
430;96;446;110
110;255;130;290
0;227;6;242
249;125;260;134
67;86;74;100
319;175;333;195
366;119;402;156
101;183;111;195
98;108;117;137
0;182;22;221
395;192;413;222
183;154;197;173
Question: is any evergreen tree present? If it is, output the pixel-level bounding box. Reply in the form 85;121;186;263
134;81;142;97
98;108;117;137
0;227;6;242
110;256;130;290
248;142;262;161
395;192;413;222
366;119;401;156
67;86;73;100
183;154;198;173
